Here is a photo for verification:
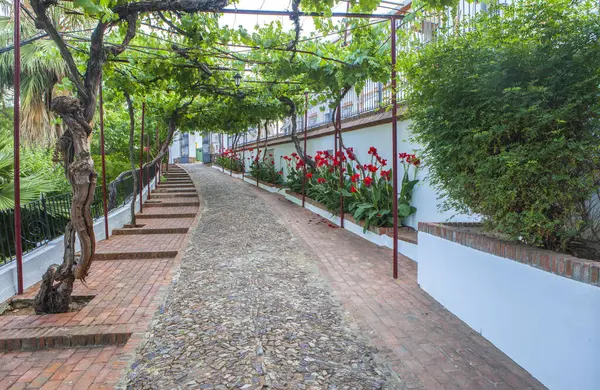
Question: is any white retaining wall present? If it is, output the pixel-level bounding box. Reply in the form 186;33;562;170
418;233;600;390
0;179;156;303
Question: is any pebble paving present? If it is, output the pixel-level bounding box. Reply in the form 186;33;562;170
127;164;402;389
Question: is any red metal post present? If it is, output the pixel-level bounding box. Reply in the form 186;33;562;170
146;134;150;199
155;125;160;184
302;92;308;208
99;81;109;240
256;124;260;187
337;104;344;228
391;16;399;279
13;0;23;295
221;133;224;173
242;132;246;180
139;102;145;212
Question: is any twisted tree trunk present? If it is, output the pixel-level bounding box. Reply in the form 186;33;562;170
35;97;97;313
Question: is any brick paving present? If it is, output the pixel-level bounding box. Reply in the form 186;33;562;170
0;166;198;390
248;175;546;389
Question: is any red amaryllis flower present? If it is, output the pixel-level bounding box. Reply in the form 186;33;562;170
278;171;283;175
306;172;313;179
317;177;326;184
350;186;357;193
380;170;391;180
364;176;373;187
368;146;378;155
367;164;378;173
351;173;360;183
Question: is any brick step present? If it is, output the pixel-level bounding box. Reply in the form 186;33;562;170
151;193;197;198
163;180;193;184
153;188;197;193
157;185;195;189
165;174;188;177
144;201;200;208
136;213;197;219
94;251;178;260
0;329;132;352
113;227;189;235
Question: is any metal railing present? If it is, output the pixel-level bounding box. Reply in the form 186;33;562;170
0;161;159;266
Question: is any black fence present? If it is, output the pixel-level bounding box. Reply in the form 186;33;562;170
0;162;159;266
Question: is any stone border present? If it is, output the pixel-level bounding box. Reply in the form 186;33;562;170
419;222;599;287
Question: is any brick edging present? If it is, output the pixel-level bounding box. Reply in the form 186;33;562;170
418;222;599;287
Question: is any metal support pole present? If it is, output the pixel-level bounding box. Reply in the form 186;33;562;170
99;81;109;240
337;104;344;228
13;0;23;295
391;16;399;279
139;102;145;212
302;92;308;207
146;134;150;199
221;133;224;173
256;123;260;187
156;125;160;184
242;132;246;180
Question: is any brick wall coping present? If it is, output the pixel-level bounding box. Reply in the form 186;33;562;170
418;222;599;288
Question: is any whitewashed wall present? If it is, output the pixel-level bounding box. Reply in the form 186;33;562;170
418;233;600;390
240;118;478;229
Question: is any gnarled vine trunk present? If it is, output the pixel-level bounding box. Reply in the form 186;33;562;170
34;97;97;313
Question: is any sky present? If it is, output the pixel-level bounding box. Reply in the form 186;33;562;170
219;0;398;37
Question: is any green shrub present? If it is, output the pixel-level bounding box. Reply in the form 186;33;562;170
250;156;283;185
402;0;600;250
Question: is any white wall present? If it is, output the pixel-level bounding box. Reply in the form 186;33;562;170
418;233;600;390
0;180;155;303
240;118;478;229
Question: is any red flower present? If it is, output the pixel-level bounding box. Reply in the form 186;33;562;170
317;177;326;184
350;186;357;193
351;173;360;183
380;170;391;180
278;171;283;175
306;172;313;179
368;146;378;155
364;177;373;187
367;164;378;173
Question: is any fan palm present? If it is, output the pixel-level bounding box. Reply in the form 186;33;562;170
0;0;91;148
0;125;55;210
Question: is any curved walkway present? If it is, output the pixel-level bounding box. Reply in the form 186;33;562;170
127;165;544;390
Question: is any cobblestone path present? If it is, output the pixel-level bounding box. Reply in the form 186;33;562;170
127;165;402;389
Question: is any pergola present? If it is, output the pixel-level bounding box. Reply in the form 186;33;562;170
10;1;408;293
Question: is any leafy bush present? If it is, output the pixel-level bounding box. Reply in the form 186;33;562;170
215;148;244;172
402;0;600;251
249;155;283;185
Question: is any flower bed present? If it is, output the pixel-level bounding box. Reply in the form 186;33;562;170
281;147;421;233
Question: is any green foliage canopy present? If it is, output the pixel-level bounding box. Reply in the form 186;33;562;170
402;0;600;251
